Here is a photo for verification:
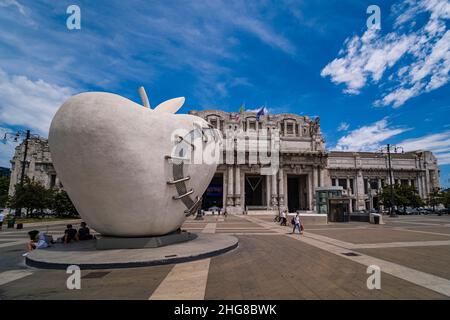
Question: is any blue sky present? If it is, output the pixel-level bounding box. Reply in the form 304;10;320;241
0;0;449;188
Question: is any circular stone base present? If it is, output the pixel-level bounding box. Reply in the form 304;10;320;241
26;233;238;270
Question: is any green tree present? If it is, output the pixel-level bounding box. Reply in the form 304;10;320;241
427;189;443;212
0;175;10;208
379;184;423;213
52;189;78;217
442;189;450;209
9;178;53;217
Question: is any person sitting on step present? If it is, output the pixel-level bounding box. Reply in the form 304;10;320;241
77;222;94;240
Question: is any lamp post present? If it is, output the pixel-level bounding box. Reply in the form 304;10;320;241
2;129;40;217
378;144;404;217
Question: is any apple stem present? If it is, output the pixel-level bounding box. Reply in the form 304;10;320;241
138;86;151;109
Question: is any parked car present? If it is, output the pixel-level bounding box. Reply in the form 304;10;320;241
418;208;432;215
208;206;221;215
405;207;420;215
437;208;450;215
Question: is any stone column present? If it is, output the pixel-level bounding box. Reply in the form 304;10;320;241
235;166;241;206
223;170;228;208
312;166;317;212
417;174;423;198
240;171;245;210
227;165;234;206
318;167;322;187
308;173;313;211
271;172;278;207
356;169;364;211
424;169;430;196
278;167;285;208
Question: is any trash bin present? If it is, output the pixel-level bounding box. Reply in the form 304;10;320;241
7;220;15;228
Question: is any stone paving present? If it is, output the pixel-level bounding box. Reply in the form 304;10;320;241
0;214;450;299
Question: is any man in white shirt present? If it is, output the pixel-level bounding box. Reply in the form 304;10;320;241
280;210;287;226
292;213;302;234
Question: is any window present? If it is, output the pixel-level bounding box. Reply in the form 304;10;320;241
50;174;56;188
286;123;294;134
338;179;347;190
349;179;354;193
369;179;379;190
249;121;256;130
364;179;368;194
332;178;336;186
401;179;409;185
210;119;217;128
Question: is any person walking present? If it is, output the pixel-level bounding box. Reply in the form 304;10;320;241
292;213;302;234
281;210;287;226
0;210;4;231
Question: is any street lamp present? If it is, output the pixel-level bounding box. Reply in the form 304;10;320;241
378;144;404;217
2;129;41;216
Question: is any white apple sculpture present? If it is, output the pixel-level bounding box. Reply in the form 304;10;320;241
48;88;221;237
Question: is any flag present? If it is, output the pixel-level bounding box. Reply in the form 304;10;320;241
256;106;266;121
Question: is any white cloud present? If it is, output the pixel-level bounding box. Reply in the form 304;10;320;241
334;118;450;166
333;118;409;151
399;130;450;165
0;68;75;135
321;30;414;94
232;15;296;55
0;0;26;16
322;0;450;107
376;82;424;108
337;122;349;131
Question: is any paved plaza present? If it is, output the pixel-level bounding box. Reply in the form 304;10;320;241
1;215;450;299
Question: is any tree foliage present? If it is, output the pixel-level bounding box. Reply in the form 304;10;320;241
52;189;78;216
379;184;424;210
0;176;10;207
427;188;443;211
9;178;78;217
442;189;450;209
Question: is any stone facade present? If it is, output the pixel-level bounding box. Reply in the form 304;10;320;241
189;110;440;214
326;150;440;212
8;110;441;214
8;137;62;196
